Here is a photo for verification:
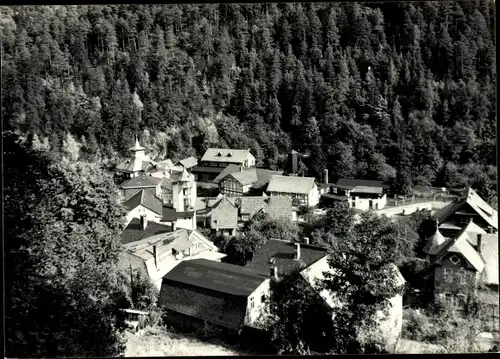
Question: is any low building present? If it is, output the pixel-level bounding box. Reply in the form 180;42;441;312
266;175;320;207
246;239;405;352
213;164;283;197
321;178;388;210
192;148;256;182
124;189;163;227
119;226;226;289
158;259;270;332
115;138;157;181
433;187;498;235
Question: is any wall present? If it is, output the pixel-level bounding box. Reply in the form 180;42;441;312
350;194;387;211
125;205;163;227
373;293;403;352
433;254;478;297
176;215;196;230
243;279;271;328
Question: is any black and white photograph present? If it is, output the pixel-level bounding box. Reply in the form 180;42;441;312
2;1;498;356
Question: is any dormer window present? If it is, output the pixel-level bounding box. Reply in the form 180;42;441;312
227;152;233;157
217;152;222;157
449;255;461;265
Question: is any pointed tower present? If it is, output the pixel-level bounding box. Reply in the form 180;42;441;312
422;220;447;262
129;136;147;160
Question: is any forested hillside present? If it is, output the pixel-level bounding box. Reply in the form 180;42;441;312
1;2;496;202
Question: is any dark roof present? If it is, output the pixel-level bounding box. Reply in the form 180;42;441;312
161;205;178;222
124;189;163;215
162;259;267;297
246;239;328;277
121;217;173;244
121;175;162;189
176;156;198;169
191;165;225;174
213;164;241;183
336;178;389;189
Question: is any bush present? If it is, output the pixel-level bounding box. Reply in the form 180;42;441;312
402;309;434;341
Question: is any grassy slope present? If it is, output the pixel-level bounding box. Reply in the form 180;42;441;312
124;327;243;357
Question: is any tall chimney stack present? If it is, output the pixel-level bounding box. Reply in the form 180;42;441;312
270;266;278;279
153;244;159;269
323;168;329;184
294;243;301;260
140;214;147;230
477;234;482;254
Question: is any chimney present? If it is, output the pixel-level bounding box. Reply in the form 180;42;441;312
477;234;482;254
323;168;329;184
435;219;439;230
469;217;474;223
270;266;278;279
294;243;301;260
153;244;159;269
240;166;243;172
140;214;147;230
304;237;310;245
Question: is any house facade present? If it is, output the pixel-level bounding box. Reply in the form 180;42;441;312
192;148;256;182
321;179;388;210
266;175;320;207
214;165;284;197
422;222;499;330
210;196;239;236
158;259;270;332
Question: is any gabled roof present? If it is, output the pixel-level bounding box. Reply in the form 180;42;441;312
430;228;485;273
163;258;268;297
176;156;198;169
115;157;156;174
121;218;173;244
480;234;498;285
194;196;223;217
229;170;259;186
157;159;175;171
434;188;498;230
213;164;283;188
422;228;447;256
171;167;193;182
246;239;328;277
213;164;241;184
267;175;316;195
121;175;162;189
124;189;163;215
201;148;253;164
210;197;238;229
240;196;293;221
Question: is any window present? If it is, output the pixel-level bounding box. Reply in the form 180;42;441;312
459;270;467;285
249;297;255;309
444;292;455;306
443;268;453;283
449;255;461;265
261;295;266;303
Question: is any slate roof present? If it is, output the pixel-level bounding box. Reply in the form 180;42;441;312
240;196;293;221
246;239;328;277
480;233;498;285
124;189;163;215
422;228;447;256
433;187;498;230
267;175;316;195
336;178;389;189
121;218;173;244
201;148;253;164
162;205;178;222
430;227;485;273
191;165;225;174
213;164;242;184
163;259;267;297
157;159;175;171
230;170;259;186
213;164;283;189
176;156;198;169
115;157;156;174
121;175;162;189
210;197;238;229
194;196;223;217
124;229;191;259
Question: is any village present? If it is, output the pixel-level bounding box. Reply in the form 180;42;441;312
114;138;499;354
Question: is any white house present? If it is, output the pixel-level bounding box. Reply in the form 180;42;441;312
124;189;163;227
266;175;320;207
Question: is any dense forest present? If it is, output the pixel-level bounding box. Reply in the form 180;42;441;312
1;2;497;203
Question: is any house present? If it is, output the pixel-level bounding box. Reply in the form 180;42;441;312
194;195;296;232
192;148;256;182
121;215;174;244
123;189;164;227
120;174;163;200
433;187;498;236
422;220;499;330
115;137;157;181
158;259;270;332
213;164;283;197
238;196;295;223
209;196;239;236
161;204;197;231
246;239;405;352
119;226;226;289
321;178;389;210
266;175;320;207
